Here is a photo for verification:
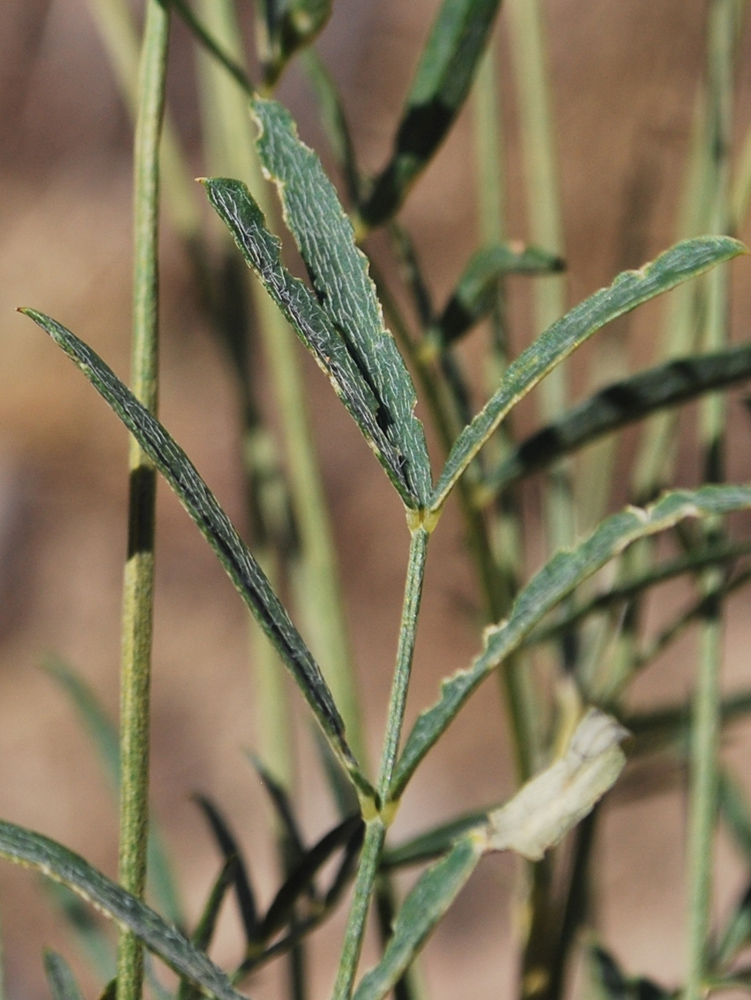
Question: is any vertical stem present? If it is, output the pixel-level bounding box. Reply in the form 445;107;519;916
473;32;537;781
686;4;734;998
333;526;430;1000
116;5;168;1000
506;0;571;554
377;527;429;801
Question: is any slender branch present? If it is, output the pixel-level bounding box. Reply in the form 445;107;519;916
686;4;735;996
332;526;430;1000
117;4;169;1000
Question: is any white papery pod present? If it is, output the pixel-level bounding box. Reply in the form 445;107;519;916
486;709;629;860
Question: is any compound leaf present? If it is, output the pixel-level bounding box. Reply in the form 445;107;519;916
203;177;430;510
251;97;433;507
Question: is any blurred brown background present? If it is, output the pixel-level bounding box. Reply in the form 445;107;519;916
2;1;751;998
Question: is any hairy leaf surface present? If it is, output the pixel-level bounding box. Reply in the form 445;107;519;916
352;836;483;1000
203;177;428;509
252;98;433;507
431;237;746;511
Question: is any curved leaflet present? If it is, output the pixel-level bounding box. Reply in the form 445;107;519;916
21;308;372;803
431;236;747;512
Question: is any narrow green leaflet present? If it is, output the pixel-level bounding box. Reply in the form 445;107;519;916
390;484;751;799
437;243;565;345
359;0;502;227
202;178;426;510
486;709;627;860
22;309;371;802
44;950;85;1000
0;820;248;1000
251;98;433;507
481;342;751;498
431;236;747;512
351;836;484;1000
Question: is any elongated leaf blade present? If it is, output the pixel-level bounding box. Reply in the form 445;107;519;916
391;484;751;799
360;0;502;227
0;820;248;1000
251;98;433;507
486;710;627;860
482;342;751;497
194;796;258;944
22;309;370;800
438;243;565;345
431;237;747;512
261;815;362;938
202;178;424;510
44;951;85;1000
352;836;484;1000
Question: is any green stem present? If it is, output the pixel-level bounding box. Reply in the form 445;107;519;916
333;526;430;1000
506;0;571;555
333;819;387;1000
379;527;429;801
117;4;169;1000
686;4;735;997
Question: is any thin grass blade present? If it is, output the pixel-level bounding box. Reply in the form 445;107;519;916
359;0;502;227
351;836;484;1000
251;98;433;508
21;308;371;802
246;753;306;864
481;342;751;498
431;237;747;512
44;950;85;1000
714;882;751;969
437;243;564;345
0;820;248;1000
260;816;363;939
202;178;427;510
391;484;751;799
193;796;258;944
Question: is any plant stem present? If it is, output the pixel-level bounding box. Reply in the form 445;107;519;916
506;0;571;555
379;527;429;800
333;526;430;1000
117;4;169;1000
686;4;735;997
